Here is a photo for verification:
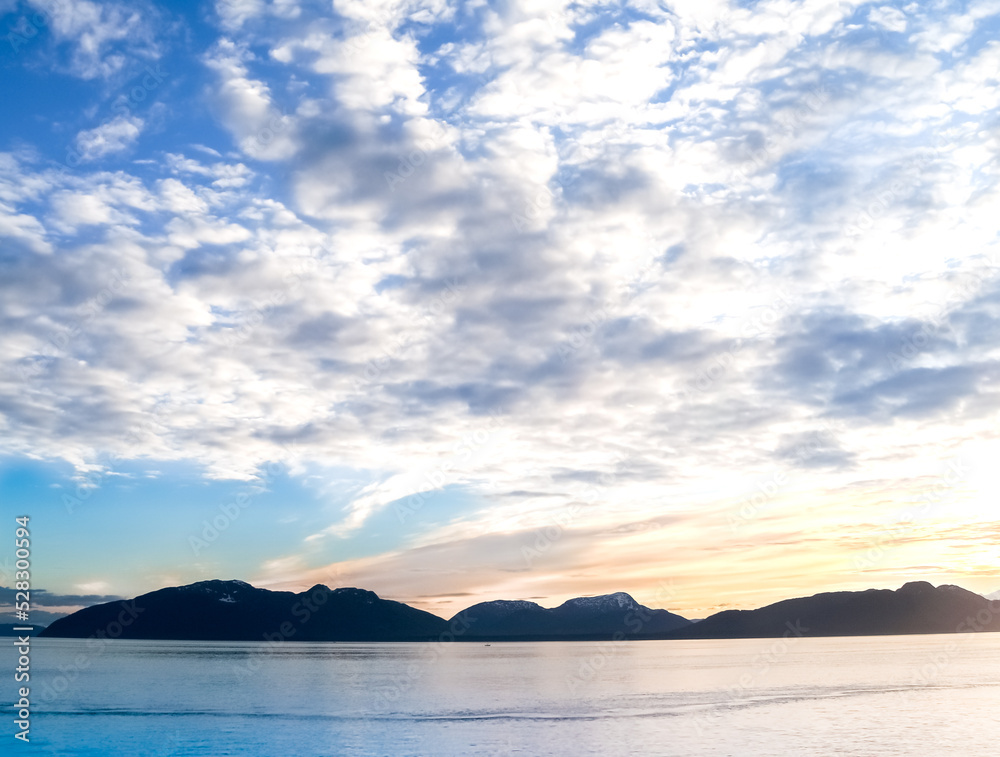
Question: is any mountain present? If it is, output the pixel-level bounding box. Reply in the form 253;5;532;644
39;579;999;643
670;582;1000;639
450;591;692;640
984;589;1000;601
39;582;692;642
40;580;449;642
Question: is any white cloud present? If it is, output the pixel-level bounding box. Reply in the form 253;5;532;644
75;580;111;593
28;0;163;80
272;27;427;115
158;178;210;215
203;39;300;160
869;6;908;33
467;19;677;124
3;0;1000;604
0;202;51;254
49;191;120;228
215;0;301;30
73;116;144;162
165;216;252;249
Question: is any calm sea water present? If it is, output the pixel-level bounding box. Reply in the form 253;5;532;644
4;634;999;756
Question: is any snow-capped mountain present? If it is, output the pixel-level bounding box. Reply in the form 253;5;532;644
560;592;640;612
450;591;690;639
35;579;1000;644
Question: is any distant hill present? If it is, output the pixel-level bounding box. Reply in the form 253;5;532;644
984;589;1000;601
37;579;1000;643
40;580;449;642
451;592;691;640
670;582;1000;639
40;582;691;642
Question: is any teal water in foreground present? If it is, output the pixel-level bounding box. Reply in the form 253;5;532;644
4;634;999;755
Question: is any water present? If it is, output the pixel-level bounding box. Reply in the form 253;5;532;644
4;634;1000;755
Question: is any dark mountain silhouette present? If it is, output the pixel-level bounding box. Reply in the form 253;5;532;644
40;580;449;641
37;579;1000;642
451;592;692;640
670;582;1000;639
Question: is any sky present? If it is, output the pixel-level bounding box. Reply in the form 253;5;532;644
1;0;1000;624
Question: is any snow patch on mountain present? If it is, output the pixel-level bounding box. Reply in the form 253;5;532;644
562;592;639;612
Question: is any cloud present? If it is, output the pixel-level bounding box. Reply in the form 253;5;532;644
27;0;165;80
3;0;1000;609
0;584;124;624
72;116;145;162
868;6;908;33
0;585;122;606
203;39;300;160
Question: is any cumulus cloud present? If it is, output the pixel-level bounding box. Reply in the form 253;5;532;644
203;39;300;160
71;116;144;162
25;0;164;80
3;0;1000;611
